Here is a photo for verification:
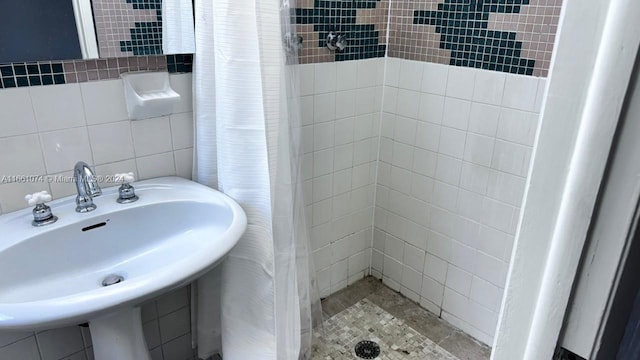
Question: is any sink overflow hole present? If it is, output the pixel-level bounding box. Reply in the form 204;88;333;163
102;275;124;287
82;222;107;232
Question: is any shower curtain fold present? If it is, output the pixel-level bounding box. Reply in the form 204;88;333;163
192;0;321;358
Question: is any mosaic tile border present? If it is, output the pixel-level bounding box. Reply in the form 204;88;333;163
294;0;389;64
0;54;193;89
93;0;164;58
386;0;562;77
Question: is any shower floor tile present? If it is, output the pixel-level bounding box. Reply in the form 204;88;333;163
312;298;457;359
313;277;490;360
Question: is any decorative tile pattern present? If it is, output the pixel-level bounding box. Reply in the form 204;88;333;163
414;0;535;75
294;0;389;64
92;0;164;58
313;299;459;359
388;0;562;76
0;55;192;89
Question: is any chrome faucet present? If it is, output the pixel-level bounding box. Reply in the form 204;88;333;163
74;161;102;213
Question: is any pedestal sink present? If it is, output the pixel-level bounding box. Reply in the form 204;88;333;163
0;177;247;359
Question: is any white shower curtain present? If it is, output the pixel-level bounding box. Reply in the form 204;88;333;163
192;0;321;359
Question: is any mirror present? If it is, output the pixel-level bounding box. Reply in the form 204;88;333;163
0;0;193;64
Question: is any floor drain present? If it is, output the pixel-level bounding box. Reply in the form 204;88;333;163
354;340;380;359
102;274;124;287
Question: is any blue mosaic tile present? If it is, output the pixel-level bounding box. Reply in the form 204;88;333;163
413;0;535;75
295;0;386;61
120;0;163;56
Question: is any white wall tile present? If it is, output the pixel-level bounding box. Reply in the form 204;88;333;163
334;117;354;146
398;60;424;91
396;89;421;119
421;275;445;306
497;108;538;146
442;98;471;130
158;307;190;343
335;90;356;119
356;59;379;88
473;70;506;105
391;141;414;170
299;64;315;96
418;93;445;124
174;149;193;180
37;326;84;360
0;134;45;177
446;67;476;100
0;331;33;348
315;62;337;93
463;133;495;167
31;84;86;131
0;88;37;137
468;103;500;136
301;96;314;126
421;63;449;95
393;116;417;145
383;255;403;284
95;159;138;188
81;80;128;125
481;197;516;234
157;288;189;316
486;170;526;207
314;121;335;151
336;61;357;91
169;112;194;150
460;162;490;195
0;180;51;213
445;265;473;296
402;266;423;294
423;253;447;284
88;121;134;165
435;155;462;186
131;116;173;157
161;333;194;360
355;87;378;115
491;140;531;176
384;58;401;87
438;127;466;159
404;243;426;271
470;276;503;312
169;74;193;114
415;121;440;151
40;127;92;173
502;74;539;111
314;93;336;122
0;337;40;360
136;152;176;180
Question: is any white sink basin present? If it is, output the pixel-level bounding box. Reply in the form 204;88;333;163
0;177;247;359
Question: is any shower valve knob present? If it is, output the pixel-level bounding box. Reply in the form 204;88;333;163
327;32;348;51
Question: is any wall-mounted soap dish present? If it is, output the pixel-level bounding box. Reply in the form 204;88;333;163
121;72;180;120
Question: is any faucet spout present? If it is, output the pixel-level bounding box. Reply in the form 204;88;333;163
74;161;102;213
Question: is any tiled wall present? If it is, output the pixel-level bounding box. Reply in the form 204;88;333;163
0;74;196;360
299;59;385;297
92;0;163;58
0;55;193;89
0;287;195;360
294;0;390;64
294;0;562;77
386;0;561;77
371;57;545;344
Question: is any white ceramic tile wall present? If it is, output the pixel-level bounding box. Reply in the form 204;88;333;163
373;57;546;345
299;59;384;297
0;74;196;360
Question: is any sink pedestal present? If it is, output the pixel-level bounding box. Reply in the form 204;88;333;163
89;307;151;360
